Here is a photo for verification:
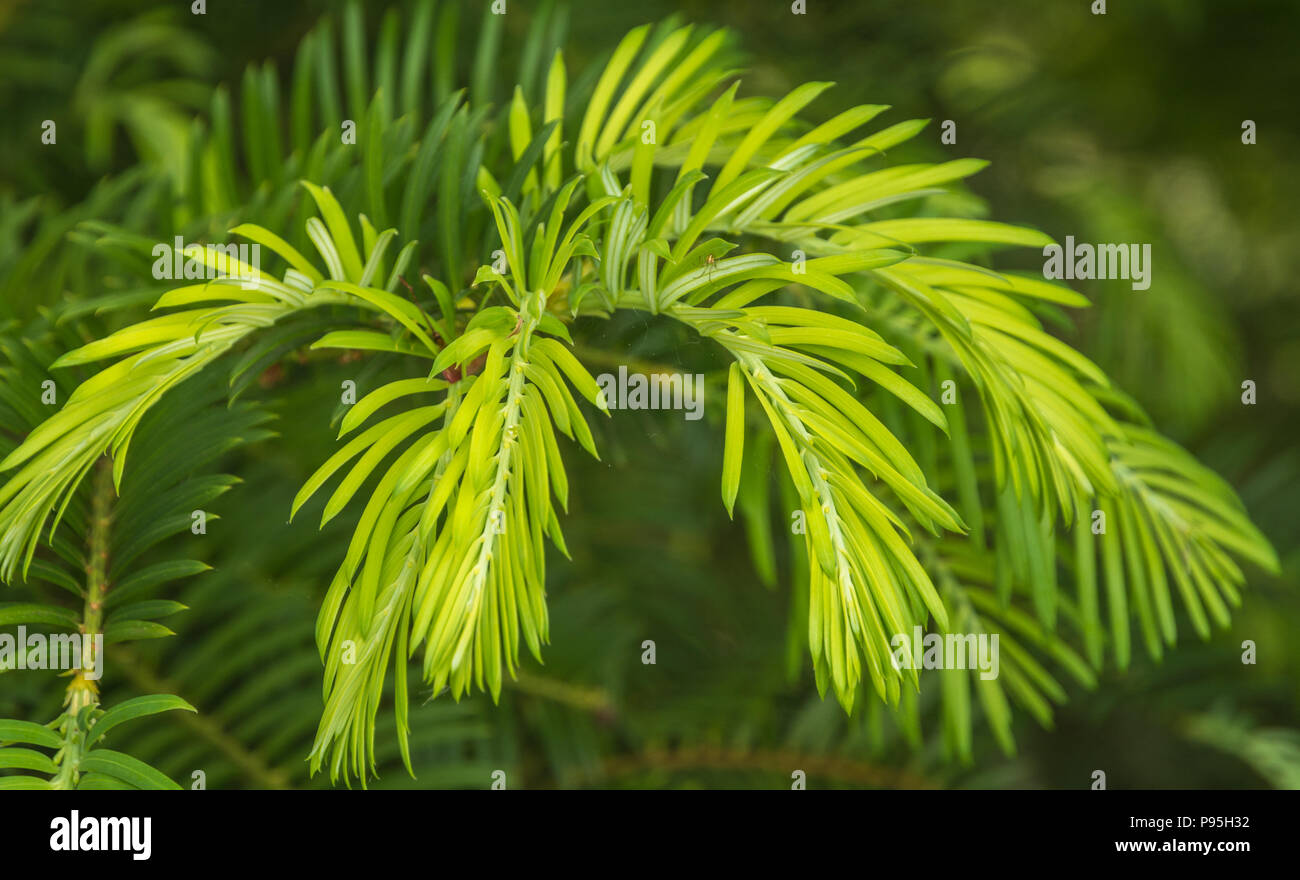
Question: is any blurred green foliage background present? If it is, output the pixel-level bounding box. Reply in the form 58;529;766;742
1;0;1296;788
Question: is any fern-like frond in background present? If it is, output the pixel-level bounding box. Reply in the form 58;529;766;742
0;319;271;788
